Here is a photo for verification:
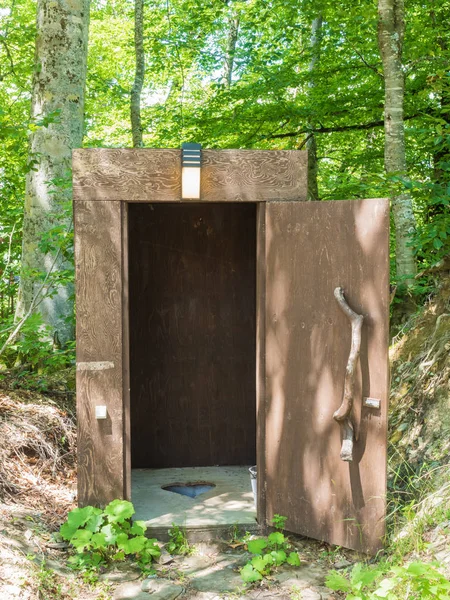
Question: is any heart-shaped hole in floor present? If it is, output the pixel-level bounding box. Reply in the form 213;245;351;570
162;482;216;498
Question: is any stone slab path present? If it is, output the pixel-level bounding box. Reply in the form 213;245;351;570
112;540;344;600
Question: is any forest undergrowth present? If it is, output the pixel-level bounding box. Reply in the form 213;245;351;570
386;276;450;569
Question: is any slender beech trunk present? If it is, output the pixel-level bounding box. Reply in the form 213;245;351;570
224;13;239;87
306;15;323;201
131;0;145;147
16;0;90;345
378;0;416;284
429;4;449;221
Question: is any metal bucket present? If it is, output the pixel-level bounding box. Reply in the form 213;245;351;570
249;466;257;508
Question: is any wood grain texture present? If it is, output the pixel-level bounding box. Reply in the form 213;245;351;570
264;198;389;554
129;203;257;468
73;149;181;202
256;203;267;526
74;200;125;506
122;203;131;501
72;149;307;203
201;150;307;202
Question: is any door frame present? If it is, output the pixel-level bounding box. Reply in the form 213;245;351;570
73;148;308;528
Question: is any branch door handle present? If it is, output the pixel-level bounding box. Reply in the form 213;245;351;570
333;287;364;462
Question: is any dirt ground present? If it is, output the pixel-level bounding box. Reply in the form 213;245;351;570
0;497;359;599
0;386;355;600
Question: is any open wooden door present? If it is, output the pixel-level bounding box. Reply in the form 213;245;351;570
262;198;389;554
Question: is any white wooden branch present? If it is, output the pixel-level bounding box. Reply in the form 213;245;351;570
333;287;364;462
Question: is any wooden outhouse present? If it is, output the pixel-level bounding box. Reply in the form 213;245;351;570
73;149;389;554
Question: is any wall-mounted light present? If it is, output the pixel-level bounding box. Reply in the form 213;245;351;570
181;142;201;200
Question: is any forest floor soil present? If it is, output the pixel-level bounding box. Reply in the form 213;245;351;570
0;497;352;599
0;385;352;599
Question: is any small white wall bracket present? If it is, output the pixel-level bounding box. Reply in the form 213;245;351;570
95;405;108;419
363;397;381;409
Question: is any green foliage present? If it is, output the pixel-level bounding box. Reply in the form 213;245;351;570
166;523;192;556
271;514;287;531
35;562;67;600
325;561;450;599
0;313;75;379
59;500;161;576
240;516;301;584
247;537;268;555
1;0;450;344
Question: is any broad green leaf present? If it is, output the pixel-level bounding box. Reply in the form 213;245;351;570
247;538;268;554
351;563;379;587
145;541;161;558
85;510;104;533
130;520;147;535
325;570;352;592
267;531;285;546
90;551;104;566
270;549;287;565
287;551;300;566
100;523;117;545
70;528;93;551
60;522;78;541
241;563;263;583
91;532;106;549
60;507;93;539
105;499;135;523
116;532;129;548
121;535;146;554
373;577;396;598
406;562;431;576
251;555;270;573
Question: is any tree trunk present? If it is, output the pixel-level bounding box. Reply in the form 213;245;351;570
16;0;90;346
224;13;239;87
131;0;145;147
378;0;416;284
306;15;323;201
429;3;449;221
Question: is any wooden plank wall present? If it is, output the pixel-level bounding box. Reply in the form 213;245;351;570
74;200;125;506
264;199;389;554
128;203;257;468
72;149;307;203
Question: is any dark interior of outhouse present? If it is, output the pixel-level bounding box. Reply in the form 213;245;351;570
128;202;257;470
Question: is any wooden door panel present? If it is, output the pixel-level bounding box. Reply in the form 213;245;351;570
264;199;389;554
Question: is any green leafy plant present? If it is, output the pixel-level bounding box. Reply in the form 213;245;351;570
240;516;300;584
35;562;68;600
60;500;160;576
0;311;75;376
272;514;287;531
326;561;450;599
326;563;381;600
166;523;192;556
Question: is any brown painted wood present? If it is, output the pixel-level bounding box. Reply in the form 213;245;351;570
72;149;307;203
128;203;257;468
74;200;125;506
264;199;389;554
256;203;267;526
122;203;131;501
201;150;307;202
73;149;181;202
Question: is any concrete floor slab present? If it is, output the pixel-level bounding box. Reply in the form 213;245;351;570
131;466;257;534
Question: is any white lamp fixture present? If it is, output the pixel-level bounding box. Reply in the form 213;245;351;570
181;142;201;200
